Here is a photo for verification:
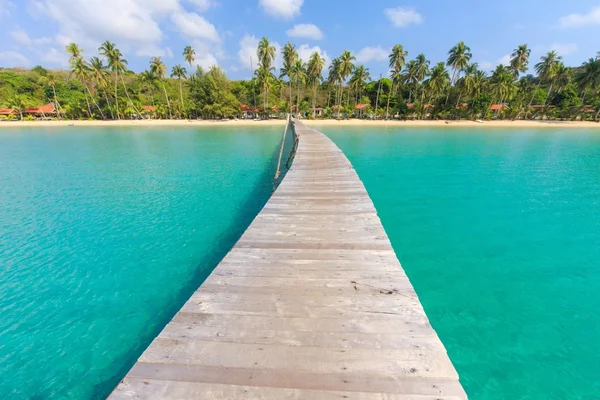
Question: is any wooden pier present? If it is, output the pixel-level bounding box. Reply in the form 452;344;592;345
110;122;467;399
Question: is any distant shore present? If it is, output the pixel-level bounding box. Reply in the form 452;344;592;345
1;119;599;129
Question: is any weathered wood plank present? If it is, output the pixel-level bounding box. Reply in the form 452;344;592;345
109;121;467;399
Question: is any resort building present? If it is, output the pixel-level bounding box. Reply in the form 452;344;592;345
23;103;57;119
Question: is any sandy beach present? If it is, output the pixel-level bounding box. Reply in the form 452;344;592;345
0;119;599;129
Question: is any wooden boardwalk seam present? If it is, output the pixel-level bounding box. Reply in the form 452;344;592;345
110;121;467;399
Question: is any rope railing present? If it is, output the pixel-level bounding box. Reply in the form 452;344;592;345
273;114;292;188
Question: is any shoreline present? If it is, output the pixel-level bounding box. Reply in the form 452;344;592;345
0;119;599;129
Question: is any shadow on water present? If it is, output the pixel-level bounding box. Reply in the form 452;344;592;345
93;126;297;399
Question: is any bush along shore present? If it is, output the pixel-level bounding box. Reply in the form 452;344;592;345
1;40;599;122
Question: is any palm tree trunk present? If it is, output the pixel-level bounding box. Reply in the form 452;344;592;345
374;75;381;119
296;77;300;118
385;80;394;119
52;84;61;120
120;75;141;118
104;90;114;120
289;82;293;110
312;83;317;119
162;81;173;119
83;87;93;118
114;71;120;119
85;83;105;119
179;79;185;119
541;83;554;120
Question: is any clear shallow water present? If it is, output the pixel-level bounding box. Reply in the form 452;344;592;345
0;126;281;399
325;127;600;400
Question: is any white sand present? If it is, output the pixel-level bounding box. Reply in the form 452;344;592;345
0;119;599;129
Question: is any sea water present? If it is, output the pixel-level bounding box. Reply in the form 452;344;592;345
0;126;281;399
325;127;600;400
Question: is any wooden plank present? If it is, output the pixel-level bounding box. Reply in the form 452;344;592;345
109;121;467;399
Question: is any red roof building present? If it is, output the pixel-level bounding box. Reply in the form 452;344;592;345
354;104;369;110
23;103;57;115
142;105;156;112
0;108;17;115
490;104;506;111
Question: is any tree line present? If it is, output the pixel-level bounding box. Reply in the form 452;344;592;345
1;39;599;121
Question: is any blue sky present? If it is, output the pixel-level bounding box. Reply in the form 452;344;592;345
1;0;599;79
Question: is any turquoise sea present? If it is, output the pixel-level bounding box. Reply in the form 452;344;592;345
0;126;282;398
325;127;600;400
1;126;599;399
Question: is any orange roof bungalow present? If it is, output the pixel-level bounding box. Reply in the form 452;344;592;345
354;103;370;118
310;107;323;117
142;105;156;112
0;108;17;116
240;104;259;118
489;104;507;111
407;103;435;110
22;103;57;118
456;103;468;110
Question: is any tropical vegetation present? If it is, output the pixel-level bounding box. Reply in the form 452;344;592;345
1;40;600;121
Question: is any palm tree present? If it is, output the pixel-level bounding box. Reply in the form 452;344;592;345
289;59;306;117
510;44;531;79
151;57;173;119
66;43;83;67
183;46;196;69
423;62;450;118
327;58;342;112
98;41;120;118
258;37;276;70
171;65;188;118
306;51;325;118
402;60;419;103
553;63;571;93
255;65;275;115
71;57;94;118
338;51;356;107
414;54;431;106
281;42;297;110
446;41;472;103
489;65;516;117
257;38;276;113
38;72;63;119
8;94;26;120
139;70;158;115
89;56;114;119
535;51;562;113
575;58;600;120
387;44;407;118
349;65;370;103
455;63;479;107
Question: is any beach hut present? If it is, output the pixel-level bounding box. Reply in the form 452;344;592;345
0;108;17;120
354;103;369;118
489;104;507;111
309;107;323;117
23;103;57;119
240;104;259;119
141;105;156;118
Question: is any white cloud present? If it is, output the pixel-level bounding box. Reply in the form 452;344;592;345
296;44;329;65
0;50;30;67
9;29;51;46
10;29;32;45
384;7;423;28
170;10;220;42
193;52;218;69
186;0;215;11
238;34;259;69
259;0;303;20
40;48;69;66
237;34;281;71
355;46;388;63
28;0;220;59
286;23;323;40
498;54;511;66
558;6;600;28
550;42;577;56
0;0;14;17
479;61;493;71
136;45;174;58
